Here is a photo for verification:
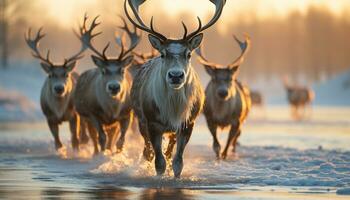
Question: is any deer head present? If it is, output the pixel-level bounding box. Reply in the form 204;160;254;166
196;34;250;100
25;15;90;97
124;0;225;90
78;15;141;97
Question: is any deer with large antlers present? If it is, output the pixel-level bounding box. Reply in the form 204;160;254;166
25;16;90;151
74;16;140;154
195;35;251;159
125;0;225;177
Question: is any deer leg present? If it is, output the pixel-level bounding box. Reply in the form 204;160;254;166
79;119;89;144
116;114;131;153
165;133;176;160
90;118;106;152
206;119;220;158
106;126;118;152
87;122;99;155
148;122;166;176
231;129;241;152
221;121;240;160
138;121;154;161
47;120;62;150
69;114;80;151
173;123;194;178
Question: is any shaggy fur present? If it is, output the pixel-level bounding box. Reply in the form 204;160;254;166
131;56;204;177
74;68;133;154
204;76;251;159
41;72;87;150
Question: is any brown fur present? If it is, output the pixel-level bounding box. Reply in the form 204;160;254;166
250;90;263;106
74;68;133;154
203;73;250;159
284;83;315;120
40;71;87;150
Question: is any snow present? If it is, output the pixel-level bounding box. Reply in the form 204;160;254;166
0;62;46;121
313;70;350;106
337;188;350;195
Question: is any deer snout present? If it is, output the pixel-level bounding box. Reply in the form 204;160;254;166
54;85;65;95
217;88;229;99
107;82;120;95
167;69;185;85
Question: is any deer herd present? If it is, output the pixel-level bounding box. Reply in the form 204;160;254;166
25;0;314;178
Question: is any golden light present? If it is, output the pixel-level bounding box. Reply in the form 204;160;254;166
35;0;350;28
37;0;97;27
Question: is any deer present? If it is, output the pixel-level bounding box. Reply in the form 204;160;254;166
124;0;225;177
195;34;251;159
74;15;140;155
250;90;263;107
283;78;315;120
24;16;90;151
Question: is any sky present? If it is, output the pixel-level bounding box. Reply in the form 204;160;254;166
35;0;350;28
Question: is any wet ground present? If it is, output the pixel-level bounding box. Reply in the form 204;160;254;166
1;106;350;199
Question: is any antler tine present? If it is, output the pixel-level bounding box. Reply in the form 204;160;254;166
124;0;167;41
195;45;219;68
186;0;225;40
117;16;141;60
24;27;53;65
75;14;109;60
64;15;96;66
102;42;111;59
181;21;188;39
227;34;251;68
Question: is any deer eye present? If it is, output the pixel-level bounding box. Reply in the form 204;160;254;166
160;53;165;58
187;52;191;59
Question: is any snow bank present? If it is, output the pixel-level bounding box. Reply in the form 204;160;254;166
313;70;350;106
0;62;45;122
0;88;42;122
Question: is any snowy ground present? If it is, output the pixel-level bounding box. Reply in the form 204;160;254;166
0;107;350;199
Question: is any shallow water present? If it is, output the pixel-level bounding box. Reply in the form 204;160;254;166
1;106;350;199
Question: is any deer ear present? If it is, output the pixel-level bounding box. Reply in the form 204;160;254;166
189;33;203;50
40;62;52;73
148;34;163;52
65;61;76;72
229;65;239;72
229;65;239;76
91;55;105;69
122;55;134;68
204;65;215;76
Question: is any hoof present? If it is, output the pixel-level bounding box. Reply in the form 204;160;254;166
155;156;166;176
221;152;227;160
172;157;183;178
55;142;63;150
116;139;124;153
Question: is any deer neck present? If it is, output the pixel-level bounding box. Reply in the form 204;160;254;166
95;74;129;120
146;61;197;129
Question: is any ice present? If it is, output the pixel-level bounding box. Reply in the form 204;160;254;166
337;188;350;195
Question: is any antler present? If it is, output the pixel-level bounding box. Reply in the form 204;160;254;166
75;13;110;60
133;48;158;61
184;0;225;40
124;0;225;41
115;16;141;60
227;34;251;69
124;0;167;41
195;45;220;68
25;28;53;66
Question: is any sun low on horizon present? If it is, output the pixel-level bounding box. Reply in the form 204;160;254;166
37;0;350;28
